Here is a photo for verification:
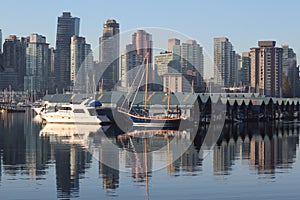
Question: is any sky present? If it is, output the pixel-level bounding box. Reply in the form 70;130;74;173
1;0;300;78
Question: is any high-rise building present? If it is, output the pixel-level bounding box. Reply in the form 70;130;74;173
132;30;154;88
0;35;26;90
250;41;283;97
132;30;153;63
168;38;180;52
24;34;49;95
120;30;153;90
163;73;193;93
153;39;204;92
231;52;240;86
48;47;56;94
155;51;174;76
170;38;181;61
55;12;80;92
237;54;243;85
120;44;143;88
70;35;93;93
240;52;251;86
0;29;3;72
99;19;120;91
0;29;2;53
281;44;299;97
181;40;204;90
163;73;183;92
214;37;237;87
2;35;22;73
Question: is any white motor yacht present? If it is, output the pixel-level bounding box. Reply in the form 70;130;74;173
41;98;110;125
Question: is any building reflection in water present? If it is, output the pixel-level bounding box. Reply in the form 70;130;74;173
213;122;299;177
96;125;123;192
1;111;300;199
40;123;97;199
170;140;202;174
0;111;50;178
118;133;153;183
117;129;199;183
53;143;92;198
98;135;120;190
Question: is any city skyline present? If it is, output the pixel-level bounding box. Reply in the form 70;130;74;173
1;0;300;78
1;2;300;199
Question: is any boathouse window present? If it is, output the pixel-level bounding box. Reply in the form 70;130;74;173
73;109;85;113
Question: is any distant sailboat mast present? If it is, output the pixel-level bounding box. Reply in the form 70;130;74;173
167;75;171;112
144;55;149;110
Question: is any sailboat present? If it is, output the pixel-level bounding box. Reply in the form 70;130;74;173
118;54;182;128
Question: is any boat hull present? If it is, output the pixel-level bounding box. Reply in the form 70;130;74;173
118;108;181;128
42;114;102;125
7;108;26;113
130;115;181;128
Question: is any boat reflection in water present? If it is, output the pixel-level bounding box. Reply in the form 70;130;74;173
116;128;195;198
36;121;300;198
1;109;300;199
40;124;102;148
39;123;197;198
117;129;193;172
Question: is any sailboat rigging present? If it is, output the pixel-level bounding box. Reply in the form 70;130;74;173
118;53;182;128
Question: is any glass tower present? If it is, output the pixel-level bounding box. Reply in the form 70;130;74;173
55;12;80;92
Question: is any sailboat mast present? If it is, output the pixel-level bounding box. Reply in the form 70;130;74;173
144;55;149;110
167;75;171;112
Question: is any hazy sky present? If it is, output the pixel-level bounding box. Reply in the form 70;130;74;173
1;0;299;78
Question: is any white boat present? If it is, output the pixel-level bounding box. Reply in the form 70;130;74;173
41;98;110;125
32;106;44;114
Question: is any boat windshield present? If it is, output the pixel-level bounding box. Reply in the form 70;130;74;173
73;109;85;113
87;109;97;116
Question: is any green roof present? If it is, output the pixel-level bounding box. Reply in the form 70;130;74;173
228;99;236;106
243;99;251;106
220;98;227;105
199;94;210;103
235;99;245;106
210;95;220;103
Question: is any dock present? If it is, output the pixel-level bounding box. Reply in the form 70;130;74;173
40;92;300;123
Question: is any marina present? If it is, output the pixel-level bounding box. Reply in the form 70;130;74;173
2;91;300;128
39;92;300;124
1;91;300;199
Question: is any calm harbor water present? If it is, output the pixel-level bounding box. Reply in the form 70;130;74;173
0;110;300;200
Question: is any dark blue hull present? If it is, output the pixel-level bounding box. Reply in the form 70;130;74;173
130;115;181;128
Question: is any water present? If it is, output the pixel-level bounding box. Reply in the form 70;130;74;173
0;110;300;200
